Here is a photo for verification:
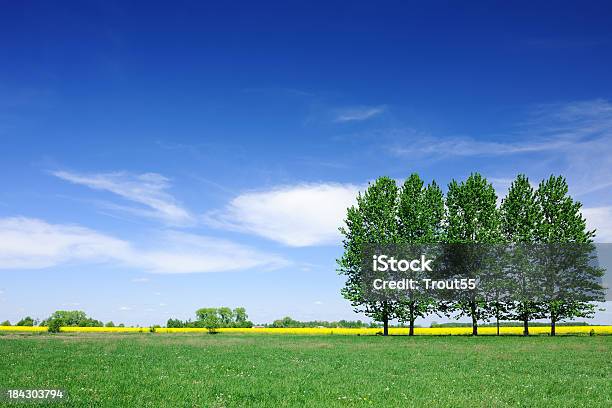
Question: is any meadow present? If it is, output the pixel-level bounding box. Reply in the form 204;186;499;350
0;332;610;407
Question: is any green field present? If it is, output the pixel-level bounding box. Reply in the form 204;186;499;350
1;333;610;407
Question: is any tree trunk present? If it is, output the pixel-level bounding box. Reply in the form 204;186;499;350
409;305;415;336
471;302;478;336
550;315;556;337
496;308;500;336
523;316;529;336
382;303;389;336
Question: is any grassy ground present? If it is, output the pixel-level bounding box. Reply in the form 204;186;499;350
1;333;610;407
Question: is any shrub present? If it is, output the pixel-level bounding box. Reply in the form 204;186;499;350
47;318;63;333
16;316;35;326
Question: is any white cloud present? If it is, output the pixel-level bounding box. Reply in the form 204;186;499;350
136;231;289;273
52;171;193;225
0;217;287;273
582;207;612;242
119;306;131;311
205;183;360;246
131;277;150;283
335;105;385;122
0;217;131;269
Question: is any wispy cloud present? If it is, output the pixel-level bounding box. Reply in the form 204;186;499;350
334;105;386;122
391;99;612;158
205;183;361;247
0;217;288;273
390;99;612;197
51;171;193;225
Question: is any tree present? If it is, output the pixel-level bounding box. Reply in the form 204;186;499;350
444;173;501;335
166;318;184;328
232;307;252;328
535;175;602;336
41;310;102;327
47;318;63;333
196;308;221;333
397;174;444;335
338;177;400;336
1;320;10;326
105;321;115;327
16;316;35;326
500;174;543;336
217;307;233;327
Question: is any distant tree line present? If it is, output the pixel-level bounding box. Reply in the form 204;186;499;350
338;173;606;336
430;321;590;328
266;316;376;328
167;307;253;332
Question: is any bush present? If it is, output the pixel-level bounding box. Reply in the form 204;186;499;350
47;318;63;333
16;316;35;326
41;310;103;327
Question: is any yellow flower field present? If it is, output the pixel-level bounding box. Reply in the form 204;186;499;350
1;325;611;335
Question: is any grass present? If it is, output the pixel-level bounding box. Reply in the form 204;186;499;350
1;333;610;407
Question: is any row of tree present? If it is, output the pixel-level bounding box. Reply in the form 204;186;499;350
267;316;375;328
3;307;253;332
338;173;605;336
167;307;253;330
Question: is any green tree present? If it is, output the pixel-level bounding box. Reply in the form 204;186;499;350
397;174;444;335
1;320;10;326
105;321;115;327
16;316;35;326
444;173;501;335
232;307;252;328
41;310;102;327
217;307;233;327
166;318;185;328
338;177;400;336
535;175;602;336
500;174;543;336
47;318;63;333
196;308;220;333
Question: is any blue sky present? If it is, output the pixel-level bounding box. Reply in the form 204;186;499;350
1;1;611;326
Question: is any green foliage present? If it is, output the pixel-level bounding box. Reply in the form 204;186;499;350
166;318;185;328
1;320;10;326
442;173;502;335
269;317;372;328
445;173;501;243
41;310;103;327
16;316;35;326
338;176;400;335
500;174;543;335
47;318;63;333
536;175;594;243
397;174;444;334
105;321;115;327
535;176;603;335
170;307;254;331
338;172;605;337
